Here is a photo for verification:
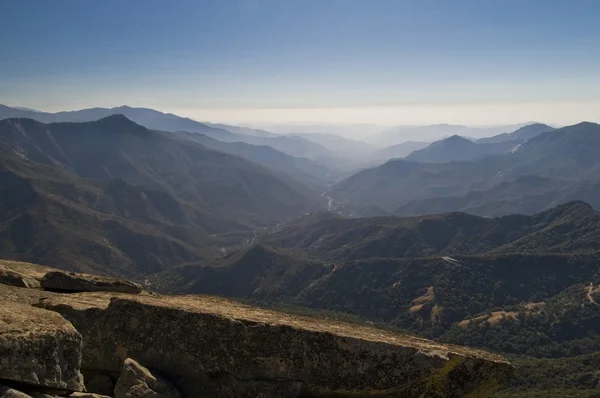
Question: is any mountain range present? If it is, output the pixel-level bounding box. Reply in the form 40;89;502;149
0;105;334;162
0;115;325;277
1;104;557;173
334;122;600;216
3;105;600;395
370;123;535;146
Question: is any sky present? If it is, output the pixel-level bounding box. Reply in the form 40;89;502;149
1;0;600;126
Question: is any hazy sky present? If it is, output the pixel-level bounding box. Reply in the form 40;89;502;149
2;0;599;125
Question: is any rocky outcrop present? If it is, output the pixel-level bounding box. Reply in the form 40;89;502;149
0;386;110;398
39;292;514;397
114;358;180;398
0;260;514;397
0;268;37;288
0;385;31;398
0;260;50;289
40;272;142;294
0;301;84;392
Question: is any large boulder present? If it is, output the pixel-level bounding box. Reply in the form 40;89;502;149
0;301;84;392
114;358;181;398
41;271;142;294
39;293;514;397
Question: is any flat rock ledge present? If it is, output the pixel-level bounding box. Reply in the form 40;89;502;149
39;292;514;397
40;272;142;294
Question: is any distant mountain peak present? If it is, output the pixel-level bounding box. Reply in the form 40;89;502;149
445;134;470;142
99;113;131;122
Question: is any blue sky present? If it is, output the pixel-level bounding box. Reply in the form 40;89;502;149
1;0;599;125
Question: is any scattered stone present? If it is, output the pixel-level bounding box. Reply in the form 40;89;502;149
67;393;112;398
0;300;84;392
114;358;181;398
40;292;514;397
41;271;142;294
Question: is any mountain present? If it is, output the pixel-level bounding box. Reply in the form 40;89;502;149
405;124;555;163
405;135;477;163
334;122;600;213
508;121;600;178
395;175;600;217
377;141;429;159
150;201;600;396
371;123;531;146
0;116;325;276
247;123;384;140
171;131;333;191
259;201;600;260
204;122;277;137
288;132;373;155
0;104;333;161
477;123;555;144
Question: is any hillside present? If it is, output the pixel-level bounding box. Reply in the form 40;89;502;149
260;201;600;260
171;131;334;191
396;175;600;217
334;122;600;213
0;116;324;276
151;201;600;396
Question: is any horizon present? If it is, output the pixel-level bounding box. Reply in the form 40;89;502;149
2;0;600;127
2;102;550;129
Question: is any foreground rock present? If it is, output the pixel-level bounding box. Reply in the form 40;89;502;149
40;293;514;397
0;301;84;392
0;386;110;398
0;385;30;398
0;260;54;289
114;358;181;398
41;272;142;294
